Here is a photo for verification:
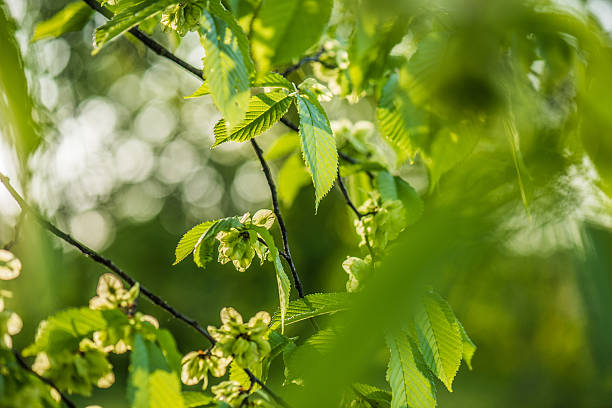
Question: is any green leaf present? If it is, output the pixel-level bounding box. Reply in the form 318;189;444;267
32;2;93;42
247;224;290;333
252;72;293;90
182;391;214;408
296;90;338;210
208;0;254;74
251;0;333;74
414;292;463;392
386;332;437;408
458;320;476;371
156;329;182;375
94;0;175;52
377;171;398;201
377;73;428;162
270;292;350;330
278;154;311;207
129;334;184;408
193;217;243;269
24;308;125;355
352;383;392;408
212;91;294;147
199;8;250;127
174;221;216;265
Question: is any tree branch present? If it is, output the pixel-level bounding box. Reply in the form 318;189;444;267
0;172;214;344
336;169;364;219
12;349;76;408
250;140;306;298
282;46;330;77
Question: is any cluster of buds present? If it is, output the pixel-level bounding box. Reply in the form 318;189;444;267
209;308;271;369
32;339;114;395
342;255;372;293
354;195;407;256
89;274;159;353
160;1;203;36
180;308;271;390
89;273;139;313
181;349;230;389
217;210;275;272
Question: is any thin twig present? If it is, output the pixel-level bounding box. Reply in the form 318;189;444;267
336;169;364;219
282;46;329;77
0;173;214;344
245;368;292;408
12;349;76;408
250;140;306;298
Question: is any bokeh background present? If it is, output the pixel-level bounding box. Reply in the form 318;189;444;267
2;0;612;406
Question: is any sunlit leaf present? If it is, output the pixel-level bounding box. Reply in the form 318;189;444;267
212;91;294;147
32;2;93;42
296;90;338;210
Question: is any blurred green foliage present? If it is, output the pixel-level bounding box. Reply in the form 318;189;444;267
2;0;612;406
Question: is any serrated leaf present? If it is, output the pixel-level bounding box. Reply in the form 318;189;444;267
156;329;182;374
24;308;126;356
283;330;336;386
414;292;463;392
278;154;311;207
94;0;174;52
458;320;476;370
193;217;242;269
32;2;93;42
270;292;350;330
247;224;290;333
129;334;184;408
212;91;293;147
252;72;293;90
377;73;428;162
386;333;437;408
296;90;338;210
199;9;250;127
182;391;214;408
174;221;216;265
251;0;333;75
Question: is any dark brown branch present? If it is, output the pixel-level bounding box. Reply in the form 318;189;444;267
337;169;364;219
244;368;291;408
282;46;327;77
0;173;214;344
12;349;76;408
250;140;306;298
